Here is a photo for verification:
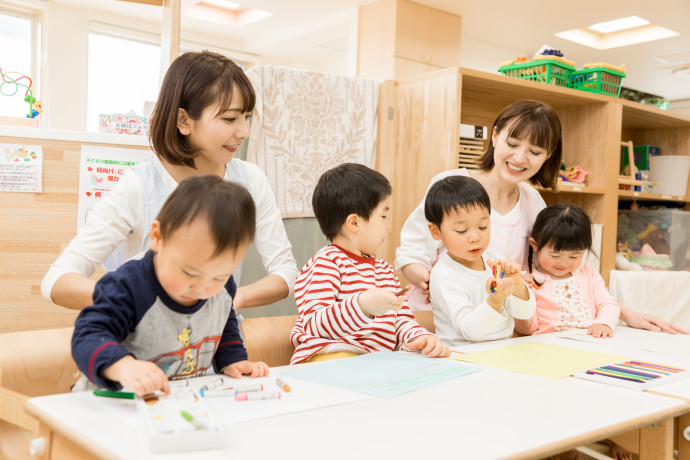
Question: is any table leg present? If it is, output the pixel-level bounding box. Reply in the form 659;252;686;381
677;413;690;460
639;419;674;460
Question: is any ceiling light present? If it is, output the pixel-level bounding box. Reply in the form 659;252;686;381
556;23;678;50
588;16;649;34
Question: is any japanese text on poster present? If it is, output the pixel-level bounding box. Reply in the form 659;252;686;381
78;146;153;230
0;144;43;193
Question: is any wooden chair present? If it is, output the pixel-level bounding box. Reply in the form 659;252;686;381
240;315;298;367
0;327;79;460
239;311;435;369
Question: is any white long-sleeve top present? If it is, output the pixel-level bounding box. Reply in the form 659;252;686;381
395;169;546;273
41;156;298;299
290;245;432;364
429;250;536;346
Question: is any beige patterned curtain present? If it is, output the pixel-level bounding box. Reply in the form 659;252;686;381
246;65;379;218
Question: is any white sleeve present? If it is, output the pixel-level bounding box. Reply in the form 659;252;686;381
40;171;145;300
504;288;537;320
245;163;299;294
430;265;508;344
394;171;453;272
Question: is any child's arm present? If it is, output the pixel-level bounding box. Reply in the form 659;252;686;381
297;254;398;339
102;355;170;396
215;279;269;378
488;259;537;321
71;275;141;391
584;264;621;335
430;268;512;342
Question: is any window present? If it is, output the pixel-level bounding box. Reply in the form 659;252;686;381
86;32;161;132
0;6;40;118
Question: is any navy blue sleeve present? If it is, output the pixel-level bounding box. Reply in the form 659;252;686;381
213;276;249;372
71;271;140;390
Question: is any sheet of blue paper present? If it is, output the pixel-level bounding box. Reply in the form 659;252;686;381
281;351;482;398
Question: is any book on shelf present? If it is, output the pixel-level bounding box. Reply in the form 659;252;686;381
460;124;488;140
573;360;688;390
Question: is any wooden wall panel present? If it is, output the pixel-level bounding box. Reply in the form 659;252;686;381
0;135;151;333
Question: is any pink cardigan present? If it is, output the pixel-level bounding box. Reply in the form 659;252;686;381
514;263;620;335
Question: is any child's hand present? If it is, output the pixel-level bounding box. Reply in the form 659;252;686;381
358;288;404;317
588;323;613;338
487;259;529;301
105;355;170;396
223;360;270;379
485;276;514;312
406;335;450;358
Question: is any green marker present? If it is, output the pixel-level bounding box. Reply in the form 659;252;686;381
180;410;206;429
93;389;135;399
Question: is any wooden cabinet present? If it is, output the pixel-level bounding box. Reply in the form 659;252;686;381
375;67;690;283
357;0;462;80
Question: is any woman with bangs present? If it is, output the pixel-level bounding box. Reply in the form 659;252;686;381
395;100;687;334
42;50;298;312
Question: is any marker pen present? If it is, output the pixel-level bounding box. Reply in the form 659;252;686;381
93;389;135;399
235;391;281;401
180;410;207;429
201;382;264;397
275;376;291;392
199;377;225;394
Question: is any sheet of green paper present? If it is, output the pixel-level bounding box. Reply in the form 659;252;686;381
451;342;630;379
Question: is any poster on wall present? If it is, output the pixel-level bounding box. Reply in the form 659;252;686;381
0;144;43;193
77;145;153;231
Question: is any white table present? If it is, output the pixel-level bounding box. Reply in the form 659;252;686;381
26;344;689;460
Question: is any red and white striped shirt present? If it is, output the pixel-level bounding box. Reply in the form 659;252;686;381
290;244;430;364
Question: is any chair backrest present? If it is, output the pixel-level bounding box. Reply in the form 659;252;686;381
609;270;690;329
0;327;79;433
240;315;298;367
0;327;78;397
413;310;435;333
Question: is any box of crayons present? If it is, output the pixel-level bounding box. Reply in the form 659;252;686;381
574;360;687;390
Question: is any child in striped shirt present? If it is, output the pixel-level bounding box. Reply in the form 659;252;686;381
290;163;449;364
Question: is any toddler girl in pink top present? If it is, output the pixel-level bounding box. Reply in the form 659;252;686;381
515;203;621;338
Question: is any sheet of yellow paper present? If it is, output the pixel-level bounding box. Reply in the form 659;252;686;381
451;342;630;379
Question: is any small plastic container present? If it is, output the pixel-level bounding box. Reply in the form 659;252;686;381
571;66;625;97
498;59;574;88
617;209;690;271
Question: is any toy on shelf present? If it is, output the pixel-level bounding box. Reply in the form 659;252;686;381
0;65;43;119
617;209;677;271
558;163;588;186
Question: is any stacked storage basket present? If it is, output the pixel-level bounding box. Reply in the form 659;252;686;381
571;65;626;97
498;58;626;97
497;59;574;88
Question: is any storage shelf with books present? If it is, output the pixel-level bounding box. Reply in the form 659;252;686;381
376;67;690;284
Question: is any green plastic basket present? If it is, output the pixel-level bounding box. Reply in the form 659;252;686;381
498;59;575;87
571;67;625;97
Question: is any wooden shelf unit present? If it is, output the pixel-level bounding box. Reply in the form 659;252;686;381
375;67;690;284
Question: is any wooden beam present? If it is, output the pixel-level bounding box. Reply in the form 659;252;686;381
116;0;163;6
160;0;181;81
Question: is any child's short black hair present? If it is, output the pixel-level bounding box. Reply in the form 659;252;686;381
156;175;256;257
530;203;593;253
424;175;491;227
527;203;593;283
312;163;392;241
